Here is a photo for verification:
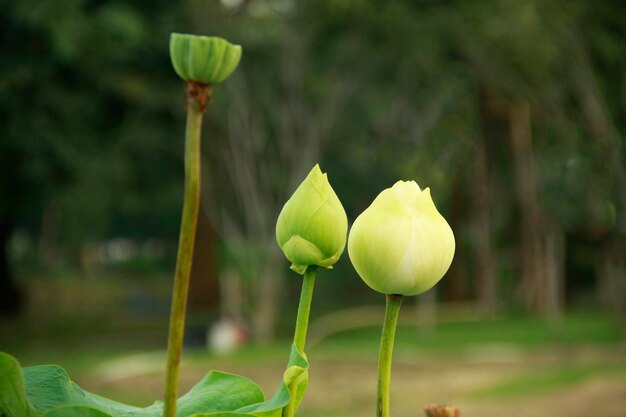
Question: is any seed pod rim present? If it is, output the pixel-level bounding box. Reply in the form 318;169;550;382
169;33;242;84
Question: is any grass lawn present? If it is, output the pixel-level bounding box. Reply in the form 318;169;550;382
3;307;625;417
1;275;624;417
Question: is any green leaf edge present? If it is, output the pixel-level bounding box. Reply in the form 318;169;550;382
0;345;308;417
42;405;114;417
0;352;39;417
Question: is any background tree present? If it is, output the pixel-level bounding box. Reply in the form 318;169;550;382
1;0;624;337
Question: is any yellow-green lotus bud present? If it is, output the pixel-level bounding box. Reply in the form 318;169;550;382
348;181;455;296
276;164;348;275
169;33;242;84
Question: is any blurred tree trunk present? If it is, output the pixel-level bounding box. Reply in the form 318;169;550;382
0;217;22;316
474;88;499;316
188;205;218;312
569;39;625;332
441;174;470;301
219;267;245;321
253;248;282;343
544;218;565;330
509;100;547;312
37;199;61;268
569;41;626;225
597;241;625;335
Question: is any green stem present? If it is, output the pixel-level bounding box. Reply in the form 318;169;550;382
163;85;204;417
283;266;316;417
377;294;403;417
293;266;317;352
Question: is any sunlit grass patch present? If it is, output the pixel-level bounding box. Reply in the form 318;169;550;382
472;363;626;399
313;312;621;356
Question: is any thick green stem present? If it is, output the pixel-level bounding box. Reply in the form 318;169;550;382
377;294;403;417
163;83;205;417
293;266;317;352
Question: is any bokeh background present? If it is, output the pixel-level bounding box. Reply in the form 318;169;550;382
1;0;625;416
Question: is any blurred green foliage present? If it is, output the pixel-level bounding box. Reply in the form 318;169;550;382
1;0;187;255
1;0;625;321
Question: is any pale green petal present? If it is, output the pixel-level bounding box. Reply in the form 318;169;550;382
317;252;340;269
348;181;455;296
302;195;347;258
276;165;328;246
392;201;455;295
281;235;326;274
290;264;308;275
348;200;413;294
276;164;347;273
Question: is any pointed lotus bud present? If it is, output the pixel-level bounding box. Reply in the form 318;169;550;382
276;164;348;274
348;181;455;296
169;33;242;84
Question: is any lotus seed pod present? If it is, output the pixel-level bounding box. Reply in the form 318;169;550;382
169;33;242;84
276;164;348;275
348;180;455;296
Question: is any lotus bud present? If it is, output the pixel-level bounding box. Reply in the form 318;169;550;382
169;33;242;84
348;180;455;296
276;164;348;275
